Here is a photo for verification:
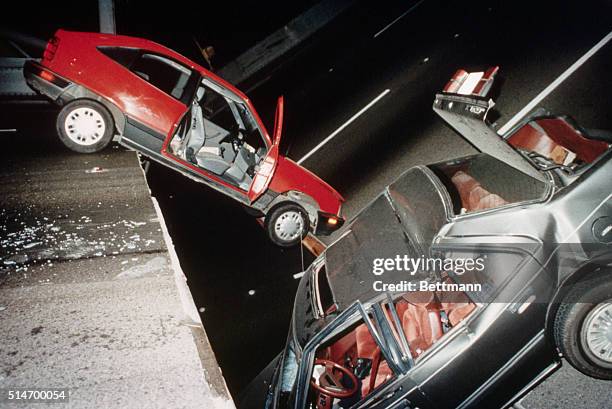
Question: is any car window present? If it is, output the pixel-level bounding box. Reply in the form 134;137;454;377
131;53;191;100
98;47;192;101
98;46;139;68
305;287;479;409
429;154;549;215
314;262;335;316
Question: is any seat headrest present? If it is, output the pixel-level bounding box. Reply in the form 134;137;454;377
196;87;205;102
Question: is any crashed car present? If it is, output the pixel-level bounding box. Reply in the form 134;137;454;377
240;68;612;409
23;30;345;246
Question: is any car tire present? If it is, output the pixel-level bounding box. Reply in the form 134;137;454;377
553;272;612;380
265;203;308;247
56;99;114;153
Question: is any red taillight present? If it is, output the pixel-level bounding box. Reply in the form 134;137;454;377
40;70;55;82
43;36;59;62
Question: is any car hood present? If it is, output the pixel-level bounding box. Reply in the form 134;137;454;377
269;156;344;215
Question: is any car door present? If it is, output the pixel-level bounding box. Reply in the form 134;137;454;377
161;79;273;204
294;302;433;409
247;95;283;203
356;302;434;409
412;242;559;409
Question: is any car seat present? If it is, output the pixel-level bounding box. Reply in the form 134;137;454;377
451;171;508;211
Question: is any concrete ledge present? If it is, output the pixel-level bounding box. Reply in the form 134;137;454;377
0;137;233;408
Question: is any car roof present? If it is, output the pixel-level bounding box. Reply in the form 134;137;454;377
55;29;251;103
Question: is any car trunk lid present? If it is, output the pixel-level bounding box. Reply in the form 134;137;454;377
433;68;549;183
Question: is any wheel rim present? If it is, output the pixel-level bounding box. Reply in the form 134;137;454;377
274;210;304;242
64;107;106;146
581;302;612;367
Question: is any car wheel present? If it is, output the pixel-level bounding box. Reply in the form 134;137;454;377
554;273;612;380
265;203;308;247
56;99;114;153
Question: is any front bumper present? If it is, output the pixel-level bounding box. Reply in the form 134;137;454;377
23;60;70;102
315;211;345;236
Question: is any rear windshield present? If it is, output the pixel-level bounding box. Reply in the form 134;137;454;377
429;153;549;215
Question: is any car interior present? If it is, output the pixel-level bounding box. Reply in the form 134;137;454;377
430;154;548;214
506;115;611;167
430;115;611;215
309;283;476;408
169;81;268;191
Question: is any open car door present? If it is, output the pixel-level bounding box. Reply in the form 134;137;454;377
247;95;283;203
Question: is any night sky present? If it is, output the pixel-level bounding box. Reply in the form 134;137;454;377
0;0;317;66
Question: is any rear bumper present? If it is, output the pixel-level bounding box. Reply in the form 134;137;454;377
23;60;70;102
315;211;345;236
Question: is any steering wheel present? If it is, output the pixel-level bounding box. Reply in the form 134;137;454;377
227;124;246;153
310;359;359;399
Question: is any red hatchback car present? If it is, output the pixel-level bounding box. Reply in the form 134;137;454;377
24;30;344;247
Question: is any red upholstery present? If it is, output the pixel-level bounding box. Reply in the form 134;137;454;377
326;331;356;365
322;291;476;398
451;171;508;211
356;324;393;396
438;278;476;326
508;119;608;164
355;324;377;359
400;297;444;357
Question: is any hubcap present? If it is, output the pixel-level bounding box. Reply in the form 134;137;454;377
64;107;106;146
582;302;612;367
274;210;304;242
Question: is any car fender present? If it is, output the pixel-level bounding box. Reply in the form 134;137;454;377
268;156;343;216
56;83;126;135
265;190;320;228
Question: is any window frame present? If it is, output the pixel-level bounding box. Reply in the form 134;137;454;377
201;78;270;151
295;300;407;409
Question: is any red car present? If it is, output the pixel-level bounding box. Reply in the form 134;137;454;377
24;30;344;247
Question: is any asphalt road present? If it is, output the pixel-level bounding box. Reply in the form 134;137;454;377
146;0;612;404
249;0;612;220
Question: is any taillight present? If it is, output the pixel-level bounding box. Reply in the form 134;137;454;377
43;36;59;62
40;71;55;82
